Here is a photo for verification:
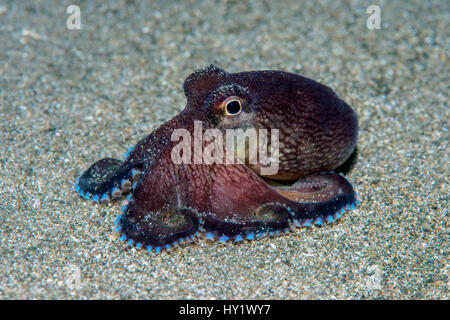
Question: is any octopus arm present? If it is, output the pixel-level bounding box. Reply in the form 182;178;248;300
203;163;357;238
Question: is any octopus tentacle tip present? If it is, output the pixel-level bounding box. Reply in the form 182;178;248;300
116;206;201;253
76;66;359;251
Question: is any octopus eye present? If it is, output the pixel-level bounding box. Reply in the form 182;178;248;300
225;99;242;116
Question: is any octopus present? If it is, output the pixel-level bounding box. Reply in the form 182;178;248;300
75;65;359;253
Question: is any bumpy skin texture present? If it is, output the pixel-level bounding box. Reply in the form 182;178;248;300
75;65;359;252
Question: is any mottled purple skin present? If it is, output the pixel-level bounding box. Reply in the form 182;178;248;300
75;65;358;252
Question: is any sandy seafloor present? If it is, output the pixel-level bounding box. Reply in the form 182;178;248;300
0;0;448;299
